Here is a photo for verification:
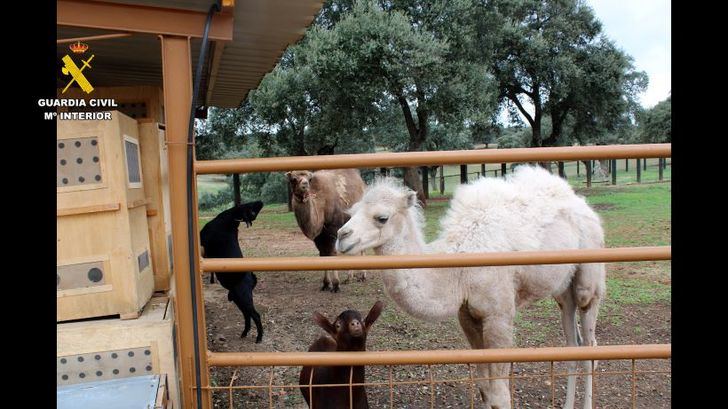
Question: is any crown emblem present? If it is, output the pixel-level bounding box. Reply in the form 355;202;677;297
69;41;89;54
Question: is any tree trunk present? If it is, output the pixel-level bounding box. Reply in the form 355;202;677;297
232;174;242;206
421;166;429;200
403;167;426;206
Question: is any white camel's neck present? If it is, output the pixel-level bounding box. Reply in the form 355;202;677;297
375;211;462;322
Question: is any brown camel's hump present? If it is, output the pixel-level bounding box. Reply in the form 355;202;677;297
310;169;365;209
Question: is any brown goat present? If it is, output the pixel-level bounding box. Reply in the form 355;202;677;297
299;301;384;409
286;169;366;292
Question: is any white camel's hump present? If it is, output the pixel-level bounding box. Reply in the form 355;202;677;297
438;165;601;253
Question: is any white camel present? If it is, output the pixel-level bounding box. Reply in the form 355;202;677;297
335;166;606;409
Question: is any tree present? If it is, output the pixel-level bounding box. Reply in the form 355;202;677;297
637;96;671;143
478;0;648;148
304;0;497;203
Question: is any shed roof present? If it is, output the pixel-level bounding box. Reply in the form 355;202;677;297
57;0;323;107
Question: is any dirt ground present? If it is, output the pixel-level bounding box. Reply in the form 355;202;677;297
204;222;670;408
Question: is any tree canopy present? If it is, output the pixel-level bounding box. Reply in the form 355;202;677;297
195;0;659;204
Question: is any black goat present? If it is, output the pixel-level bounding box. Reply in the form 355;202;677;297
299;301;384;408
200;201;265;343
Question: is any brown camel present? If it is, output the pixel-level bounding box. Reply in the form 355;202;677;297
286;169;366;292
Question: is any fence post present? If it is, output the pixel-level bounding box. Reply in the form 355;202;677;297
439;166;445;195
421;166;429;199
501;163;507;178
643;158;647;171
636;159;642;183
460;164;468;184
586;160;592;188
380;167;387;177
658;158;664;181
232;174;241;207
481;164;486;178
577;160;580;176
611;159;617;185
558;161;566;179
625;158;629;172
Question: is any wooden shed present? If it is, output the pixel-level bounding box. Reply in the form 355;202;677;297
57;1;324;408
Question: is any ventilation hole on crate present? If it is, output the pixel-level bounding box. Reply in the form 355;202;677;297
129;367;136;373
76;158;83;164
95;175;101;181
62;375;68;380
96;371;103;377
91;139;98;146
75;141;81;147
146;365;152;371
60;159;66;166
93;156;99;163
128;351;134;357
87;268;103;282
78;176;85;183
62;178;68;185
79;373;85;378
113;369;119;375
58;142;65;149
111;353;118;359
60;358;67;364
77;357;84;362
144;350;151;356
95;355;101;360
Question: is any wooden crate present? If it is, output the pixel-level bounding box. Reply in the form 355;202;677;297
57;296;180;409
57;111;154;321
59;85;165;123
138;122;173;291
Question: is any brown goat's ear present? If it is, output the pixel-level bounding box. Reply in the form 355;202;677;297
312;312;336;337
284;171;293;181
364;301;384;331
303;170;314;180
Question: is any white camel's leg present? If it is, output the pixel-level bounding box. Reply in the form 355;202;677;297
574;264;605;409
481;314;515;409
458;305;490;407
578;301;600;409
555;292;580;409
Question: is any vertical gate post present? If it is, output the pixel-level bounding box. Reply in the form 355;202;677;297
558;161;565;179
644;158;647;171
586;160;592;188
460;164;468;184
481;164;486;178
501;163;507;178
611;159;617;185
659;158;664;181
439;166;445;195
577;160;580;176
625;158;629;172
161;35;211;409
232;174;241;206
636;158;642;183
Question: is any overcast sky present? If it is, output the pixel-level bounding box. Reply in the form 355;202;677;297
588;0;671;108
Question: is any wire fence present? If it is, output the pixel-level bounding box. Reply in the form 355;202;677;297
206;355;671;408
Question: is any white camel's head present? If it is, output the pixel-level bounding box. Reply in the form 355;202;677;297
336;178;421;255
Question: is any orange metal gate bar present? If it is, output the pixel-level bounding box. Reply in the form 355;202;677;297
195;143;671;174
201;246;671;272
207;344;671;367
